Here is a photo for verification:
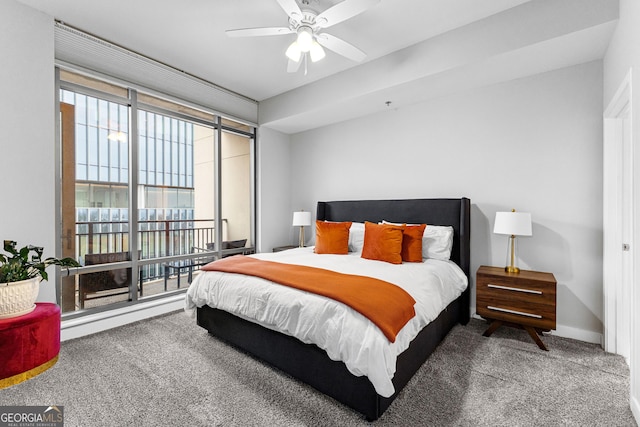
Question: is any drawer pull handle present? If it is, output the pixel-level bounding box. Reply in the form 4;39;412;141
488;284;542;294
487;306;542;319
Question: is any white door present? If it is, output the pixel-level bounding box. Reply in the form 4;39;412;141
603;71;633;360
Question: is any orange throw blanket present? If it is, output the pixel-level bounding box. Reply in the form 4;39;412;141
201;256;416;342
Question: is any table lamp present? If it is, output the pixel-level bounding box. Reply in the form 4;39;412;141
292;211;311;248
494;209;532;274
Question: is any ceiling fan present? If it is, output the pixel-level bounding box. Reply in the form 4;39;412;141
226;0;380;74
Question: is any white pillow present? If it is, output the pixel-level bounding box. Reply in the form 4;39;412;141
422;225;454;260
382;220;454;260
348;222;365;253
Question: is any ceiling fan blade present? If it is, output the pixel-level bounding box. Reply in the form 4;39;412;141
316;0;380;28
287;58;303;73
276;0;302;18
226;27;293;38
316;33;366;62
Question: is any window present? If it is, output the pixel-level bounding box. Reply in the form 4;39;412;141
58;70;255;315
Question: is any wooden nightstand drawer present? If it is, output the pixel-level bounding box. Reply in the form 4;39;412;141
477;274;554;295
476;294;555;330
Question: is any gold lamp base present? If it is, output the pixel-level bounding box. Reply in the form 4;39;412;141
505;234;520;274
298;226;305;248
505;266;520;274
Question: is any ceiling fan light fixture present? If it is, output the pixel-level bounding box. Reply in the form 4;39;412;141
227;0;379;72
285;41;302;62
296;26;313;52
309;41;325;62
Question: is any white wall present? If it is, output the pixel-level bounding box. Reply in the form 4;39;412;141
0;0;56;302
256;127;293;252
290;61;604;343
602;0;640;422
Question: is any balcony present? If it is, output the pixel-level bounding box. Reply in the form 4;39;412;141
68;218;250;310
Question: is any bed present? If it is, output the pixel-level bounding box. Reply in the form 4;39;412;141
186;198;471;421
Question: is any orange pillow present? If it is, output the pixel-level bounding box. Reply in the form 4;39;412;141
361;221;405;264
314;220;352;254
402;224;426;262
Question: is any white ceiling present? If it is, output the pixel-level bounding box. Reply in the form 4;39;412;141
17;0;619;134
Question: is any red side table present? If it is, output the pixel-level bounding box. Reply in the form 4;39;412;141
0;302;61;388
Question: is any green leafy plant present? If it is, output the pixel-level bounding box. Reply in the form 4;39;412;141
0;240;79;283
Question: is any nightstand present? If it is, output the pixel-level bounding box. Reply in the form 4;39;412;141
272;245;297;252
476;265;556;351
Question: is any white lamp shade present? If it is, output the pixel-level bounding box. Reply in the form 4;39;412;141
292;211;311;227
309;41;325;62
285;41;301;62
494;211;532;236
297;27;313;52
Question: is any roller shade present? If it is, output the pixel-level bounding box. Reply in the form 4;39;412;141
54;22;258;124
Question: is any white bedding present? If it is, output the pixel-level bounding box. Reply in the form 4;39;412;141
184;247;468;397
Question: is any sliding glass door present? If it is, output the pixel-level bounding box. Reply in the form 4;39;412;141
58;70;255;315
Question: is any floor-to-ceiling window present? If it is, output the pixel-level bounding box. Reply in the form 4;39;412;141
57;70;255;315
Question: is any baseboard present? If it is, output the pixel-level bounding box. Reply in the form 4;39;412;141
471;313;602;345
550;324;602;345
631;393;640;425
61;294;185;341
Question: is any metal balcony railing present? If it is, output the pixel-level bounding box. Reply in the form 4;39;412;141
75;218;222;282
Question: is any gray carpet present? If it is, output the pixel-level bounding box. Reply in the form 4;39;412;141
2;311;635;426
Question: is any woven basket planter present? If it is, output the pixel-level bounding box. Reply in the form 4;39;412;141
0;277;40;319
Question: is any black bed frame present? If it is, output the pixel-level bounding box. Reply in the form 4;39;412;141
196;198;471;421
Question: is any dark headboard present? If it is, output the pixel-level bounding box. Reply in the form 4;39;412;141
317;198;471;322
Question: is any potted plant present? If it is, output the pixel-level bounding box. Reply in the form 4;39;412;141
0;240;79;319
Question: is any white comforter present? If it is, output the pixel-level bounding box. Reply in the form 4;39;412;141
184;247;468;397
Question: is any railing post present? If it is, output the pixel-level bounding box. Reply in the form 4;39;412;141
165;220;170;257
88;223;94;254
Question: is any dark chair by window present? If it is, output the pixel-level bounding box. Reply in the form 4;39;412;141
79;252;132;309
206;239;248;251
162;239;250;290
